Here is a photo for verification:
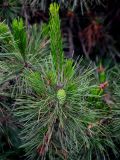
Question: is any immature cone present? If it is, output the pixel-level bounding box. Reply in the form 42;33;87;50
57;89;66;105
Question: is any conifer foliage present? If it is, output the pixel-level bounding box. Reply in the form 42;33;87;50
14;3;96;159
0;2;120;160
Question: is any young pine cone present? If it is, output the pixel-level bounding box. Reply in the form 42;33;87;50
57;89;66;105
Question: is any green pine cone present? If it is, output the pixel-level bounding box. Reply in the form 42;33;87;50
57;89;66;105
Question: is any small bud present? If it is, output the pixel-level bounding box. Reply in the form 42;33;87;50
99;81;108;90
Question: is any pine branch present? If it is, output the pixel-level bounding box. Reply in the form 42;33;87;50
49;3;64;76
